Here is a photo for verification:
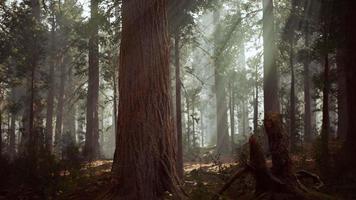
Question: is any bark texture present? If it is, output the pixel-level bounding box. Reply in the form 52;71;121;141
264;113;293;180
339;0;356;173
263;0;280;114
84;0;100;160
175;33;184;179
110;0;180;199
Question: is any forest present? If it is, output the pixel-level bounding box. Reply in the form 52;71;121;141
0;0;356;199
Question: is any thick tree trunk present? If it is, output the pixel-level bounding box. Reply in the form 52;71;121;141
109;0;181;199
174;33;183;179
215;65;230;155
84;0;100;160
264;113;293;181
339;0;356;174
214;11;229;156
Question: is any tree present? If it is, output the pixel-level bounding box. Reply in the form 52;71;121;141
27;0;41;163
84;0;100;160
174;33;183;179
261;0;295;189
302;0;313;143
108;0;181;198
263;0;280;114
338;0;356;176
214;10;230;156
45;2;56;153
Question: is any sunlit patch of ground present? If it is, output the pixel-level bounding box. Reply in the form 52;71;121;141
184;162;238;173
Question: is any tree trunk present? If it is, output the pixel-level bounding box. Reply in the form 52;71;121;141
320;52;330;176
264;113;293;181
109;0;181;199
55;56;66;155
339;0;356;174
186;96;190;151
84;0;100;160
63;65;76;141
200;110;204;147
263;0;280;114
46;3;56;154
0;108;2;156
336;50;347;140
229;82;235;153
290;42;297;152
113;63;118;140
174;32;183;179
9;113;16;159
25;0;40;168
214;10;230;155
303;25;312;143
254;65;259;133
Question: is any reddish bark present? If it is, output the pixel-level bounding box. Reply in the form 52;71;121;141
264;113;293;181
175;32;183;179
109;0;181;199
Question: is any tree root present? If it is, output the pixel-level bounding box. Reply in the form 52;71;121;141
295;170;324;190
210;134;324;199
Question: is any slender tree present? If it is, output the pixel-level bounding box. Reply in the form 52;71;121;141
303;26;312;143
84;0;100;160
54;55;66;154
46;3;56;153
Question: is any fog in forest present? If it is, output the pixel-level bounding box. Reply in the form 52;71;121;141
1;0;356;199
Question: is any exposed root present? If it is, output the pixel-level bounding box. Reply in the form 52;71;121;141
296;170;324;190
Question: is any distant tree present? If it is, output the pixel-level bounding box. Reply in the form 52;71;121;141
84;0;100;160
263;0;280;114
214;10;230;156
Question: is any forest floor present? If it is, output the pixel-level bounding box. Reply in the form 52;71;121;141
0;154;352;200
55;157;345;200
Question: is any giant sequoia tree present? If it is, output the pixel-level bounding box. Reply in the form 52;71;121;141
108;0;180;199
339;0;356;175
